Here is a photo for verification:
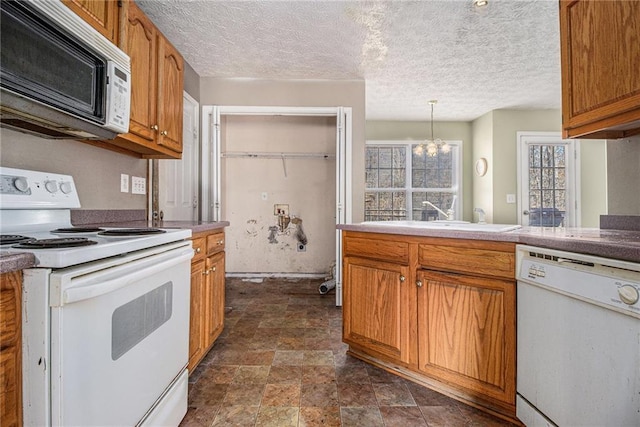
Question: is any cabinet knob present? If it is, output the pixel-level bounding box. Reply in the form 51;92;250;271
203;270;210;276
195;247;201;254
161;130;168;136
211;266;216;272
217;240;224;245
416;280;423;288
399;275;406;282
151;124;159;131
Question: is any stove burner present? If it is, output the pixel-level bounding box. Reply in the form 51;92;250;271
98;228;167;236
12;237;98;249
1;234;34;245
51;227;105;233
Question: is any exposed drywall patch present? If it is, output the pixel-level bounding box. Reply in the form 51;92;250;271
268;226;279;244
246;219;259;237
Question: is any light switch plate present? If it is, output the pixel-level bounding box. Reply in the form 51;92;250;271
506;194;516;204
132;176;146;195
120;174;129;193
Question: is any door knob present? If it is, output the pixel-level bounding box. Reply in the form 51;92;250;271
523;210;530;215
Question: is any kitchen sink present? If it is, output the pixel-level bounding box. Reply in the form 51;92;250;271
363;220;522;233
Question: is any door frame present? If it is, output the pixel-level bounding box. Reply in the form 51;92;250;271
200;105;353;306
516;131;580;227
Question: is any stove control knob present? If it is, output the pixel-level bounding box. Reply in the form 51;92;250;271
60;182;73;194
13;177;29;193
618;285;639;305
45;180;58;193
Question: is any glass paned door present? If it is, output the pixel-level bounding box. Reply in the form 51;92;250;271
518;133;578;227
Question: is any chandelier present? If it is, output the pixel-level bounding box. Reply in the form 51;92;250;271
415;100;450;157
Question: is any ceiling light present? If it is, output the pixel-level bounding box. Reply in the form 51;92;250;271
474;0;488;7
414;100;449;157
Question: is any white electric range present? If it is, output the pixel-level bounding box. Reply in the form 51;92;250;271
0;167;193;427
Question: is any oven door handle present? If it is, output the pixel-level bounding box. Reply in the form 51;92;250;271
63;249;193;304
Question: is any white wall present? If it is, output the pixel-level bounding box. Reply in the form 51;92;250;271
221;115;336;275
0;128;148;210
607;136;640;215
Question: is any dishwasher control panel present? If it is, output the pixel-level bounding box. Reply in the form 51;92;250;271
517;245;640;318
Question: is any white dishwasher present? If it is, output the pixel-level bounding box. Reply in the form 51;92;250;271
516;245;640;427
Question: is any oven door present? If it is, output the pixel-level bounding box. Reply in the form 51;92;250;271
48;243;192;427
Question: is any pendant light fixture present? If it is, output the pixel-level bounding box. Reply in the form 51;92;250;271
415;100;449;157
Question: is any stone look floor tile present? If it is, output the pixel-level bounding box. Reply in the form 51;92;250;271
298;406;341;427
261;383;302;407
255;406;299;427
181;278;517;427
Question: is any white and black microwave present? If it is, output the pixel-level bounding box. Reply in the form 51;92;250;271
0;0;131;140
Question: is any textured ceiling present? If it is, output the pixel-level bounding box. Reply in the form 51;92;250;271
137;0;561;121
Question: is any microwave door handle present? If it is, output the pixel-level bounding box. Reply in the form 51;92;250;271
62;250;193;304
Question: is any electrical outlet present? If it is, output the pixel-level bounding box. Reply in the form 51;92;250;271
120;174;129;193
132;176;146;195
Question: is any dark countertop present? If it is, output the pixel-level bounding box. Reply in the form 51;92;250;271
338;223;640;264
0;253;36;274
83;220;230;234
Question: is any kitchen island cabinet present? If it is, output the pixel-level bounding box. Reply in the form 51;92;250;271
560;0;640;139
342;231;517;423
62;0;120;44
188;230;225;372
0;271;22;427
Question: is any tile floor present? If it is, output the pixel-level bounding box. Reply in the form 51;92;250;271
180;277;517;427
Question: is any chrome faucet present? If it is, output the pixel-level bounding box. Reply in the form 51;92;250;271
422;195;457;220
474;207;486;224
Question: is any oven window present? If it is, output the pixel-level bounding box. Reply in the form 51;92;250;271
112;282;173;361
0;1;106;122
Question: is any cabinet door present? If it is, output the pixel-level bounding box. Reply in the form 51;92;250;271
205;252;225;347
188;259;206;372
0;271;22;427
62;0;119;44
157;35;184;153
343;257;412;364
125;1;158;143
560;0;640;138
417;269;516;405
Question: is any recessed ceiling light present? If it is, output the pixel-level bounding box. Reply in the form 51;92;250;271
474;0;489;7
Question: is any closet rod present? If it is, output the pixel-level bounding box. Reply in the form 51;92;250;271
221;152;335;159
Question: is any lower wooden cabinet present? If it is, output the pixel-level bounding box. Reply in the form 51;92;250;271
417;269;516;412
188;230;225;372
0;271;22;427
343;256;412;364
342;231;517;423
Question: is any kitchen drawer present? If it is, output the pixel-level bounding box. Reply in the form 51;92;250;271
418;240;515;279
206;232;225;255
191;237;206;263
343;232;409;264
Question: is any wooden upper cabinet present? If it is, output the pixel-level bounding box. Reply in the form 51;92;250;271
125;2;157;143
560;0;640;139
62;0;119;44
96;0;184;159
157;35;184;153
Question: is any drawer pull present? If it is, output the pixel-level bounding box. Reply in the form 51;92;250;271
217;240;224;245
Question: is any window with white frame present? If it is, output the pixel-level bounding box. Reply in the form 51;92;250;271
365;141;462;221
